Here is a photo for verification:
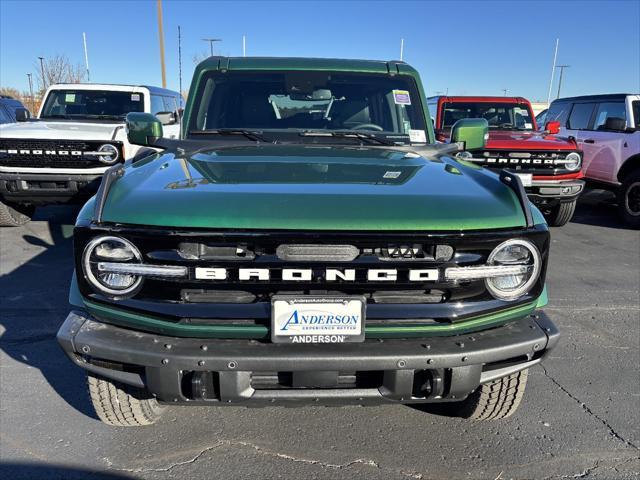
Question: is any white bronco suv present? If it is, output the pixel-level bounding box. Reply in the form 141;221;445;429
0;83;181;226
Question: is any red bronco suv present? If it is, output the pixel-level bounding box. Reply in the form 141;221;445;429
428;96;584;226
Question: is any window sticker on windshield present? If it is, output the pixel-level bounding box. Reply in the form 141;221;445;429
131;93;141;102
393;90;411;105
383;171;402;179
524;122;532;129
65;93;76;103
409;129;426;143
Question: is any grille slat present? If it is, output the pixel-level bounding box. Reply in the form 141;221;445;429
0;138;119;169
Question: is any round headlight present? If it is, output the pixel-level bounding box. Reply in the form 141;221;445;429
564;152;581;171
82;236;142;296
455;151;473;160
485;239;541;301
97;144;120;165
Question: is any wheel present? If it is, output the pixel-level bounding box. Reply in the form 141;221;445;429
618;169;640;228
546;199;576;227
422;370;529;421
0;200;34;227
87;374;166;426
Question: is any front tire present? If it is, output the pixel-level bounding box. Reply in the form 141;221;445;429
546;199;576;227
87;374;166;426
0;200;34;227
618;169;640;228
425;370;529;421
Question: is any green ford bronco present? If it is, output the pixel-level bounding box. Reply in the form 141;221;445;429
57;57;558;426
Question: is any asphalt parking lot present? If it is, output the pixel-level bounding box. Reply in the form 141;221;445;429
0;189;638;480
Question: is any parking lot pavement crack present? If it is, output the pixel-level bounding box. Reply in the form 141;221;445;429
103;439;426;478
540;365;639;450
103;442;226;473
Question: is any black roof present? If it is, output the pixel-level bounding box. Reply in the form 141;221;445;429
552;93;631;103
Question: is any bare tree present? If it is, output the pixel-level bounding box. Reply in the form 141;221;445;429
0;87;21;99
35;54;86;93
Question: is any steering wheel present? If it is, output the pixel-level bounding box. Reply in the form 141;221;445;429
351;123;384;131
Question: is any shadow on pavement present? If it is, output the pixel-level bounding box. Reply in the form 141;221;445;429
569;188;632;230
0;205;96;418
0;463;135;480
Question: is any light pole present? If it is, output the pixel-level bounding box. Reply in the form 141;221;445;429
502;88;509;96
156;0;167;88
556;65;570;99
26;73;34;112
202;38;222;56
38;56;46;91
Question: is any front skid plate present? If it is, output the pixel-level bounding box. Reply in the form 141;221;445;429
57;310;559;405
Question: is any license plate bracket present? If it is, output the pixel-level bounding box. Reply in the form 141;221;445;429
271;295;366;344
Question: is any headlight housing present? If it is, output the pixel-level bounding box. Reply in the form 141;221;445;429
563;152;581;171
455;151;473;160
82;236;142;296
97;144;120;165
485;239;541;301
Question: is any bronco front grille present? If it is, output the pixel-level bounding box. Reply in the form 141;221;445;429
465;150;573;174
0;138;121;169
75;226;549;325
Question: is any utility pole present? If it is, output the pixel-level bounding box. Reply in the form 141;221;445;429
202;38;222;56
556;65;570;99
38;56;46;92
26;73;34;112
82;32;90;82
178;25;183;105
156;0;167;88
546;38;559;107
400;38;404;61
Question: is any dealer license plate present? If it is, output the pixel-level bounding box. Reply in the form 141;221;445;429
271;296;366;343
516;173;533;187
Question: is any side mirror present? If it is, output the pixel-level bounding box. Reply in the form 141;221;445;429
15;107;30;122
451;118;488;151
545;120;561;134
155;111;177;126
126;112;163;147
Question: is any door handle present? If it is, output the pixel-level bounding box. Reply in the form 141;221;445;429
583;139;595;144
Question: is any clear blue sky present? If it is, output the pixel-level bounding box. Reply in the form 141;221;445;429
1;0;638;101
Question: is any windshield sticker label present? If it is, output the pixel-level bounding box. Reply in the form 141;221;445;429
131;93;141;102
393;90;411;105
524;122;533;129
409;129;427;143
65;93;76;103
383;171;402;179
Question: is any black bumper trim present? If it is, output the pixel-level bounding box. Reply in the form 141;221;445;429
57;310;559;406
0;172;102;204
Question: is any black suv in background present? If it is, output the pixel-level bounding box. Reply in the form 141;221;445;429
0;96;30;124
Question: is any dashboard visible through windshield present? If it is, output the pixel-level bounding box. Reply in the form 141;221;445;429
442;102;534;130
189;71;427;142
40;90;145;120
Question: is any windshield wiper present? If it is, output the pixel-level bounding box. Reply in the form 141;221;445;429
190;129;270;143
299;130;398;146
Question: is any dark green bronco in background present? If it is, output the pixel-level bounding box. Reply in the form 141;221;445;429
57;57;559;426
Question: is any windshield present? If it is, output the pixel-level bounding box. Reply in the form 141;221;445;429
441;102;534;130
40;90;145;120
189;71;427;142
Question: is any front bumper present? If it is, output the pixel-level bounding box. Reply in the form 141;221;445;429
0;172;103;205
57;310;559;406
526;179;585;208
